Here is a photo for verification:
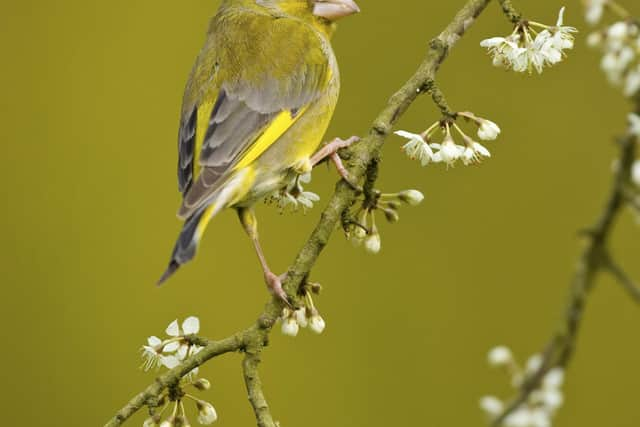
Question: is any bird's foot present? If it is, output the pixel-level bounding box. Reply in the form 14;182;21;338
311;136;362;191
265;271;291;306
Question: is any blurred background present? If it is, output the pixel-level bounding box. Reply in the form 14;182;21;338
1;0;639;425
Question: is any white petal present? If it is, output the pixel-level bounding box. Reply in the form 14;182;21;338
165;320;180;337
480;37;506;48
585;4;603;25
364;233;381;254
632;160;640;186
176;344;189;360
526;354;543;374
147;336;162;347
161;355;180;369
197;401;218;425
182;316;200;335
488;346;513;367
543;368;565;389
163;341;180;353
294;308;308;328
309;315;326;334
473;142;491;158
479;396;504;416
394;130;424;141
556;6;566;26
281;318;299;337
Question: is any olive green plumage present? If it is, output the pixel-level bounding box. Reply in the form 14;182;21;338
159;0;346;284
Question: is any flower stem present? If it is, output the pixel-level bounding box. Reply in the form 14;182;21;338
498;0;524;25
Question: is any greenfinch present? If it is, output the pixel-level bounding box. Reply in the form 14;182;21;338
158;0;360;300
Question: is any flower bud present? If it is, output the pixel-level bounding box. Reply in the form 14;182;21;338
383;208;400;223
479;396;504;416
143;416;160;427
196;400;218;425
160;418;174;427
398;190;425;206
632;160;640;187
309;314;326;334
364;232;381;254
294;308;308;328
174;415;190;427
281;317;299;337
477;119;501;140
193;378;211;391
487;346;513;367
309;282;323;294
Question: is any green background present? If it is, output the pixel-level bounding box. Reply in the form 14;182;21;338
2;0;639;425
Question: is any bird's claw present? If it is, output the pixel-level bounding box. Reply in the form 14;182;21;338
265;271;291;306
311;136;362;191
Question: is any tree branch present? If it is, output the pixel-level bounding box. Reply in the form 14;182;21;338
105;1;493;425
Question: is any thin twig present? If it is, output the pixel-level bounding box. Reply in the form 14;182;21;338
498;0;523;24
604;255;640;303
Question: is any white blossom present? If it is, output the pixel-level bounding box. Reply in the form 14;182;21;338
480;395;504;416
478;119;502;140
624;67;640;97
629;113;640;137
488;346;513;367
632;160;640;186
140;317;203;372
481;8;576;74
584;0;606;25
197;401;218;425
481;347;565;427
267;173;320;213
143;417;159;427
309;314;326;334
398;189;425;206
586;31;603;47
281;317;299;337
608;21;630;40
504;408;534;427
294;308;308;328
364;231;382;254
395;130;435;166
526;354;543;374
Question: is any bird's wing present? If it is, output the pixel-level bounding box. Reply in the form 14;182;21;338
176;11;334;219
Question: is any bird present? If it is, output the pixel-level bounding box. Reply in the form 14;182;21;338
158;0;361;302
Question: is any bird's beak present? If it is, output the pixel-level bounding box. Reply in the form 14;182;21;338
313;0;360;20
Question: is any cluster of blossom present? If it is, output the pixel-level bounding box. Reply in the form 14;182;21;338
587;16;640;98
280;289;326;337
395;112;500;166
480;8;577;74
265;172;320;213
395;112;500;167
480;346;565;427
140;317;218;426
346;189;424;254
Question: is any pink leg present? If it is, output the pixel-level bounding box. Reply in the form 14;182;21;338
238;208;291;305
311;136;361;189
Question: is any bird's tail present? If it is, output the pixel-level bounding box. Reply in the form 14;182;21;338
157;203;219;285
157;168;254;285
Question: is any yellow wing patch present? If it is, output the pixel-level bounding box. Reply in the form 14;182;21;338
233;107;309;171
